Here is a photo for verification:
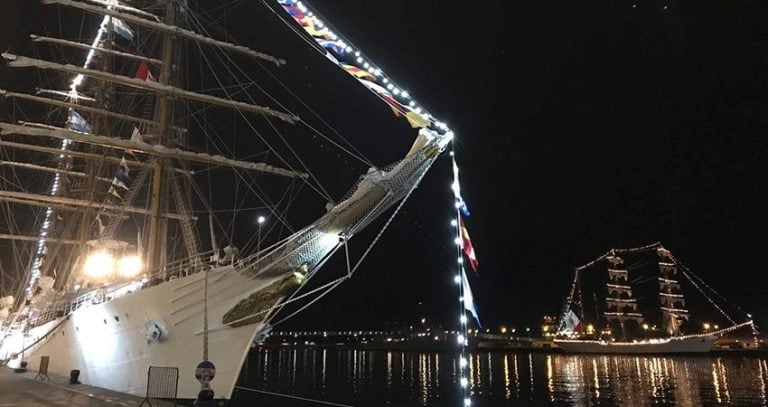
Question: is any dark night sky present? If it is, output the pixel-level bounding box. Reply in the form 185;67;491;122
283;0;768;331
2;0;768;332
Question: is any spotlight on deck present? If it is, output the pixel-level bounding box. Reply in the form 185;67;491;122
84;251;114;277
118;255;143;278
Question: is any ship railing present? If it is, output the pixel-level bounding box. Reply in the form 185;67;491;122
27;279;147;329
23;250;234;330
143;250;218;283
27;288;107;328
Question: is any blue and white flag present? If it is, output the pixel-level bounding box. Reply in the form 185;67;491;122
462;269;481;327
112;18;134;41
115;164;131;186
317;39;346;55
111;178;128;191
109;158;132;200
68;111;92;133
458;196;470;217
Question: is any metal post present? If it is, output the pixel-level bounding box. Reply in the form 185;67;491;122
256;216;266;265
194;264;216;406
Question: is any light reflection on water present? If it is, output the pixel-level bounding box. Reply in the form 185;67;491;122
237;348;768;406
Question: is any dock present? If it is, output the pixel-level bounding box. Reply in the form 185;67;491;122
0;367;145;406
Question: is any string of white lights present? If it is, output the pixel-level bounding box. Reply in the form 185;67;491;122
27;1;119;298
671;255;737;325
275;0;451;133
449;148;471;407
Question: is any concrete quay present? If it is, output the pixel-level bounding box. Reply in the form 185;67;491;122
0;367;146;406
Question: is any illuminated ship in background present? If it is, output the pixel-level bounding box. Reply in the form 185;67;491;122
0;0;453;399
554;243;756;354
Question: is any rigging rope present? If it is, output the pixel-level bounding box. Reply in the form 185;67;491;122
267;153;435;327
182;101;303;232
672;256;737;325
183;9;335;202
206;0;374;168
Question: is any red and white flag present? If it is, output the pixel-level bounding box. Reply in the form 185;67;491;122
460;215;478;271
135;61;155;81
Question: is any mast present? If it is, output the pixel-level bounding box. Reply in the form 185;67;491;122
656;247;688;336
146;0;177;276
603;252;643;339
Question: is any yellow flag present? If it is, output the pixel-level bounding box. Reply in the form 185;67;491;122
299;17;331;39
406;111;430;128
108;186;122;199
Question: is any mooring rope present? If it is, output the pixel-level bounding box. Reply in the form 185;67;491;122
234;386;356;407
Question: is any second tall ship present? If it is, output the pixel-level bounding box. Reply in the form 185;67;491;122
554;243;755;354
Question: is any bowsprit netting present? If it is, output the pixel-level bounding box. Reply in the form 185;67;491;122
218;129;450;327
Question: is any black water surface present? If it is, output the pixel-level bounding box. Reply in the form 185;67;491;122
231;347;768;406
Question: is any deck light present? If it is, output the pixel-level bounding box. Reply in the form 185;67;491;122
84;251;114;277
118;255;143;278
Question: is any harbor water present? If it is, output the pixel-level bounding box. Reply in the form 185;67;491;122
232;347;768;406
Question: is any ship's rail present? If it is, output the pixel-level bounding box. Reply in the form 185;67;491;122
24;250;221;330
143;249;216;282
27;284;126;328
14;243;270;332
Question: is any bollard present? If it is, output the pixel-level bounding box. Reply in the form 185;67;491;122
14;361;27;373
69;369;81;384
194;389;216;407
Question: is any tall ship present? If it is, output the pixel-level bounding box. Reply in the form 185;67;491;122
0;0;454;399
554;243;755;354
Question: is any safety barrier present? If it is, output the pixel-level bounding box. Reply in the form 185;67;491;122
138;366;179;406
33;355;50;381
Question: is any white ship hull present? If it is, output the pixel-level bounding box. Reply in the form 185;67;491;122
0;266;284;400
555;334;719;354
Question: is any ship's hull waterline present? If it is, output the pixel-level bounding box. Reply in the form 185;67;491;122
0;266;282;400
555;334;719;355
